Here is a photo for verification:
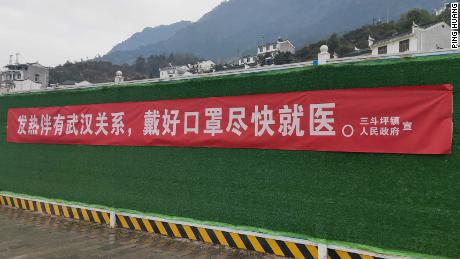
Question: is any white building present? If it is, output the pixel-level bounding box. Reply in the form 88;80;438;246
0;58;49;93
12;80;43;92
238;56;257;66
257;38;296;56
235;38;296;69
369;21;451;56
195;60;216;73
159;65;192;79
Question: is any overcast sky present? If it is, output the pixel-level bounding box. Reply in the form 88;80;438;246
0;0;224;67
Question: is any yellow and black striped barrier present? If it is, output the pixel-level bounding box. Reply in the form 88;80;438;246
327;248;381;259
116;213;318;258
0;194;110;225
0;194;390;259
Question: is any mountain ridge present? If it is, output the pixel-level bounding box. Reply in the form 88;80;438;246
103;0;441;64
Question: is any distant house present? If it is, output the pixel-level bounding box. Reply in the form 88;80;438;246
187;60;216;74
238;56;257;66
159;64;192;79
256;38;296;65
160;60;215;79
257;38;296;56
236;38;296;68
0;60;49;92
194;60;216;73
369;21;451;56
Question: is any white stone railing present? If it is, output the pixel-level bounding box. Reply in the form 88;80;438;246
325;48;460;64
1;48;459;96
0;61;313;95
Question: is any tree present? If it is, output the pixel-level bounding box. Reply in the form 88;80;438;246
438;6;452;25
294;40;326;61
274;52;293;65
257;53;271;66
167;53;175;63
327;33;340;54
134;57;147;74
397;9;436;32
49;53;200;84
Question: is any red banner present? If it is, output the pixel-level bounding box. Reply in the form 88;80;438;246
6;85;453;154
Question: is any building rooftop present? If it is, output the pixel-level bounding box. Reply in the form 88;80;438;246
372;32;414;47
257;38;291;48
371;21;449;47
4;62;46;70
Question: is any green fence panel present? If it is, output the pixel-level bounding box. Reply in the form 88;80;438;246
1;55;459;257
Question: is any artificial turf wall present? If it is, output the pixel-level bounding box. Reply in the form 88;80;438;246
0;55;459;258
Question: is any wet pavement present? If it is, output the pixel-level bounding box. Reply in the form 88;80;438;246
0;207;279;258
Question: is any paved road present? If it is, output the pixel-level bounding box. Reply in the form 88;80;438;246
0;207;279;258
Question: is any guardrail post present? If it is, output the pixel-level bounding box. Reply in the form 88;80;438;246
109;211;116;228
114;71;124;85
318;45;331;65
318;244;328;259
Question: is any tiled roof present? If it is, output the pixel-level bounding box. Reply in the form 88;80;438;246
372;32;413;46
371;21;447;47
